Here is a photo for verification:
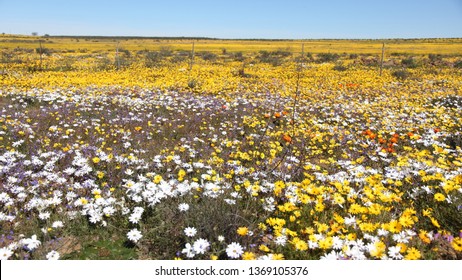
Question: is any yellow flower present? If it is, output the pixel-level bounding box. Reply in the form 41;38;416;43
97;171;105;179
273;180;285;196
434;193;445;202
454;174;462;184
399;214;415;228
314;202;325;212
92;157;100;164
242;252;256;260
430;217;441;228
419;230;431;244
271;253;285;260
348;203;363;214
210;255;218;260
316;223;329;233
333;193;345;205
237;227;249;236
404;247;421;260
178;169;186;178
153;175;163;184
258;244;270;252
318;237;333;250
387;220;402;233
369;241;386;258
452;237;462;252
292;237;308;251
422;208;432;217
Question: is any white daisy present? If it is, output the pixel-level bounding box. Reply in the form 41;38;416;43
388;245;403;260
0;247;13;260
182;243;195;258
274;235;287;246
184;227;197;237
46;250;60;260
320;250;342;260
52;221;64;228
22;235;41;251
192;238;210;254
226;242;244;259
127;228;143;243
178;203;190;212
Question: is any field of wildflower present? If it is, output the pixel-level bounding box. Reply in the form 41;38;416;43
1;35;462;260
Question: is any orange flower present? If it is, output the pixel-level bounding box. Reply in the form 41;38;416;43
282;134;292;143
264;113;271;118
274;112;282;118
363;129;374;137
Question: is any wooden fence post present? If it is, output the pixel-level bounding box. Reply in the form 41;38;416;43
39;40;43;70
380;42;385;76
116;41;120;70
189;42;195;72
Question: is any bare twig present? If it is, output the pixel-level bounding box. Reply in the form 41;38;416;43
292;43;304;137
269;44;306;176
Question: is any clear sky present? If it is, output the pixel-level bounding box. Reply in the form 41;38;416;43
1;0;461;39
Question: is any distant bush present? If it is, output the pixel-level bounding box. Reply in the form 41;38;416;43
231;51;244;62
187;78;197;89
159;46;173;57
257;50;291;66
35;47;52;55
454;60;462;69
95;56;113;70
391;69;411;80
401;57;418;68
349;53;359;59
170;54;188;63
333;64;348;71
305;52;313;61
118;48;131;57
428;54;443;63
198;51;217;62
316;53;340;63
144;51;166;67
271;49;292;58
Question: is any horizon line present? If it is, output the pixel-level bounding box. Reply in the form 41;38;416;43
2;33;462;41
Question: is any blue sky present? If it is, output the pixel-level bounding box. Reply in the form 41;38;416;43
1;0;461;39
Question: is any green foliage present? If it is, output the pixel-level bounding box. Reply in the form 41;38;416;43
257;49;291;66
62;238;137;260
454;60;462;69
316;53;340;63
333;64;348;71
391;69;411;80
401;57;418;68
198;51;217;62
